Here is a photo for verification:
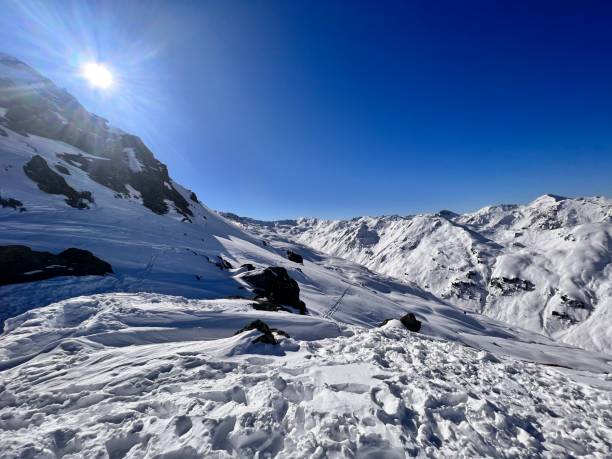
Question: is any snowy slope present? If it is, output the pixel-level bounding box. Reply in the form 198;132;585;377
2;54;612;457
222;195;612;353
1;293;612;458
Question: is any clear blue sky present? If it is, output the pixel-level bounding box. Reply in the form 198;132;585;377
1;1;611;219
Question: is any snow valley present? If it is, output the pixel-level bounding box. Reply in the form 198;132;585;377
1;54;611;458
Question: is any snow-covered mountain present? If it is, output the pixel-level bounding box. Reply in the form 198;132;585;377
222;195;612;354
1;54;612;457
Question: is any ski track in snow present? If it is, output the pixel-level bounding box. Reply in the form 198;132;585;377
323;285;350;320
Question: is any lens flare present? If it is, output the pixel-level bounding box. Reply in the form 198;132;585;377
82;62;113;88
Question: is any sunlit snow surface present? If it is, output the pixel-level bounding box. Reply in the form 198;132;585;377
1;294;611;458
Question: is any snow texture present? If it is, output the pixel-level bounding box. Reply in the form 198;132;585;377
1;294;612;458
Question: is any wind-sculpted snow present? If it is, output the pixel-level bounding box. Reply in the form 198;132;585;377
222;195;612;353
1;294;611;458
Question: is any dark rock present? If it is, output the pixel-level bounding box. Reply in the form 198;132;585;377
242;267;307;314
446;280;481;300
55;143;194;218
234;319;290;345
379;313;422;332
0;245;113;286
251;301;291;313
560;294;588;309
55;164;70;175
189;191;199;203
0;194;25;211
23;155;93;209
215;256;233;270
551;311;573;321
286;250;303;264
241;263;256;271
489;277;535;295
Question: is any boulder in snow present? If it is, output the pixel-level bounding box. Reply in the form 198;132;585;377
0;245;113;286
242;267;307;314
379;312;422;332
286;250;303;264
234;319;290;345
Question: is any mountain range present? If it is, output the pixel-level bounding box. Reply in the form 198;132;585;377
222;193;612;353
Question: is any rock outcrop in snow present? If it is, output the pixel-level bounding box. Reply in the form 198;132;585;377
0;53;191;218
0;245;112;286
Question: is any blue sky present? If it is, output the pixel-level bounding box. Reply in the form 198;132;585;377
1;1;611;219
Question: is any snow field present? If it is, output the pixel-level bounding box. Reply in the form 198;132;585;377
1;295;612;458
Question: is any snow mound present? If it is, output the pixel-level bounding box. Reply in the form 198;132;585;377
1;294;611;458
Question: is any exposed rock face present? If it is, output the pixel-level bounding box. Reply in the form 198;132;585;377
489;277;535;295
0;245;113;286
54;164;70;175
215;256;233;270
286;250;303;264
23;155;93;209
241;267;307;314
234;319;290;345
351;223;380;248
57;147;192;218
0;54;192;218
0;194;25;211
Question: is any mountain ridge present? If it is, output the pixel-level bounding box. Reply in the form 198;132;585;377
221;194;612;353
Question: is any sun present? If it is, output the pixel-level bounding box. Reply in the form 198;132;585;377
82;62;113;89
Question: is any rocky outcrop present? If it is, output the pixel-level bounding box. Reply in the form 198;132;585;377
55;164;70;175
23;155;93;209
215;256;233;270
234;319;290;345
489;277;535;295
379;313;422;332
286;250;303;264
0;55;192;218
0;245;113;286
241;267;307;314
57;146;192;218
250;300;291;313
0;194;25;211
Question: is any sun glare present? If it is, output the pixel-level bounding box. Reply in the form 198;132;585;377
82;62;113;89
